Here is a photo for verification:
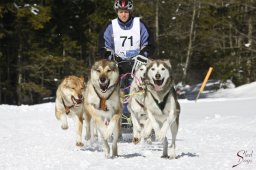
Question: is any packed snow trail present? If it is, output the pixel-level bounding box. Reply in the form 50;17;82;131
0;96;255;170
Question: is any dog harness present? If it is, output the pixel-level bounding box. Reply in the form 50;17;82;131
135;98;144;108
61;96;83;114
62;97;74;114
150;91;170;111
92;83;118;111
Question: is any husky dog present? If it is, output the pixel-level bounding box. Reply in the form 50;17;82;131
83;59;122;158
144;59;180;159
128;64;152;144
55;75;85;146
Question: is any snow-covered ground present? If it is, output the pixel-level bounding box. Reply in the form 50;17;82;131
0;82;255;170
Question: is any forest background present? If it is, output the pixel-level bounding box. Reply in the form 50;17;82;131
0;0;255;105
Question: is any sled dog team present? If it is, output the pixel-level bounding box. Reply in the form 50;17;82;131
55;59;180;159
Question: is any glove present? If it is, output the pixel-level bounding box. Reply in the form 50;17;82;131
104;50;112;59
113;54;123;63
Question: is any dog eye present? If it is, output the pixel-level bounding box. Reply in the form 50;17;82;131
107;69;112;73
161;68;165;71
96;69;100;73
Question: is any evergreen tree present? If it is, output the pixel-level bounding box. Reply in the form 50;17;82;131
0;0;255;104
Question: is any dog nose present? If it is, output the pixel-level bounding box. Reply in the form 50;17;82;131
100;77;106;83
155;73;161;79
78;94;83;99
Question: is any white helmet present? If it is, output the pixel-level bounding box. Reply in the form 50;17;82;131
114;0;133;11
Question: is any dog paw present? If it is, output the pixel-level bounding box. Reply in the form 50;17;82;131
111;155;119;159
132;137;140;145
83;140;90;146
105;154;111;159
161;155;169;159
76;142;84;147
61;124;69;130
145;138;152;145
156;132;165;142
168;147;176;159
168;154;176;160
60;115;68;129
168;156;176;160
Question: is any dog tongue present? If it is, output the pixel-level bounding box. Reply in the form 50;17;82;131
154;84;162;91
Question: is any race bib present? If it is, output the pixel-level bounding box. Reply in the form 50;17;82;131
112;17;141;59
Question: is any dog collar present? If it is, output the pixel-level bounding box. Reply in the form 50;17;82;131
61;97;74;114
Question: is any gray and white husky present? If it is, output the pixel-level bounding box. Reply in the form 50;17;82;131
144;59;180;159
128;64;153;144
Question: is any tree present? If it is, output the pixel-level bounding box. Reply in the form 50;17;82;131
1;0;256;104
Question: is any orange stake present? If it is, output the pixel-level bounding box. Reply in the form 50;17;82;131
195;67;213;102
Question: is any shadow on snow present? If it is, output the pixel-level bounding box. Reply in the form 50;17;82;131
176;152;199;159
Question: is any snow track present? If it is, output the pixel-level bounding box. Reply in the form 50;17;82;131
0;94;255;169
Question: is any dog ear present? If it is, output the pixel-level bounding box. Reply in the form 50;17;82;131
163;59;172;68
109;60;118;71
79;76;85;82
147;59;152;64
146;59;153;67
91;62;98;71
63;77;70;88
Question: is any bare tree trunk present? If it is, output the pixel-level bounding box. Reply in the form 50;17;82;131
229;23;233;49
63;48;66;57
247;17;252;46
246;2;252;48
17;43;22;105
183;0;196;82
246;6;253;83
